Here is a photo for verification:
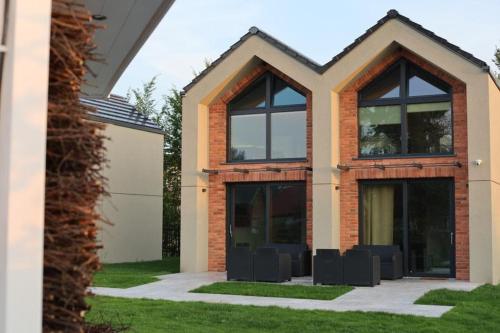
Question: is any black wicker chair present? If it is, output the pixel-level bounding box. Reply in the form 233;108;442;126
354;245;403;280
227;246;254;281
343;249;381;286
253;247;292;282
266;243;312;276
313;249;343;285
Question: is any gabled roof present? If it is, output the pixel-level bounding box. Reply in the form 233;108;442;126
183;9;493;94
81;95;165;135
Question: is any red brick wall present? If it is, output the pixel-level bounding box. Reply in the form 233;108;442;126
339;49;469;280
207;64;313;272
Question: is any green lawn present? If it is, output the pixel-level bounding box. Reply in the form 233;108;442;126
191;281;353;300
416;284;500;306
86;284;500;333
92;257;179;288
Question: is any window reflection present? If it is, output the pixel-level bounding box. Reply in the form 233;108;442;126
271;111;306;159
230;114;266;160
359;106;401;155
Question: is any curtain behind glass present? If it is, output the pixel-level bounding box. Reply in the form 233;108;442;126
363;185;395;245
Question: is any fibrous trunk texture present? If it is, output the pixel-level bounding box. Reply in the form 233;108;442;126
44;1;106;332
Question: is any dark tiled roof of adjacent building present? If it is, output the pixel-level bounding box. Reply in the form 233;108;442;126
183;9;496;93
80;94;165;135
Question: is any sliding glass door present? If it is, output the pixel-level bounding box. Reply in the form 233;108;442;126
230;184;266;250
407;181;454;276
360;179;455;277
361;183;404;248
227;182;306;252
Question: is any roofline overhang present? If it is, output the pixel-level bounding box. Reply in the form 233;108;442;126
82;0;175;98
182;9;498;95
86;114;166;135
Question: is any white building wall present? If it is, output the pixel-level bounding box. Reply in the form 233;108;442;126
0;0;52;332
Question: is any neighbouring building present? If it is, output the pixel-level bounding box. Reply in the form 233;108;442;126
0;1;175;332
180;10;500;283
81;95;164;263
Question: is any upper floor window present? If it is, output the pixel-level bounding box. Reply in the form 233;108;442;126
358;59;452;157
228;72;307;162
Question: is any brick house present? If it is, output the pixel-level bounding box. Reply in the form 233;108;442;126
180;10;500;283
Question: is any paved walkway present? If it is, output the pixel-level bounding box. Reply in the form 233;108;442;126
91;272;479;318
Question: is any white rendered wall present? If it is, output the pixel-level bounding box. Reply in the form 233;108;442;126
97;124;164;263
0;0;52;332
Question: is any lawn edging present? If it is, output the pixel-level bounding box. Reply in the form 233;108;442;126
92;257;180;288
190;281;353;300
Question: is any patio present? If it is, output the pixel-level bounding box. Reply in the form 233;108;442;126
90;272;478;318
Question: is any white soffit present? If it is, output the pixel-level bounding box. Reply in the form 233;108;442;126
82;0;175;97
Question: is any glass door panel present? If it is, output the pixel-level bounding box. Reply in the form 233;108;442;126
407;180;453;276
228;182;307;253
231;184;266;251
270;183;306;244
359;179;454;277
361;183;403;250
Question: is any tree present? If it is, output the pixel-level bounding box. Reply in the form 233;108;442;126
192;58;212;77
494;47;500;78
130;59;212;256
128;78;182;256
160;90;182;255
127;76;158;117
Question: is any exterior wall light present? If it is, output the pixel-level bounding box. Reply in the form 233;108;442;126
92;14;107;21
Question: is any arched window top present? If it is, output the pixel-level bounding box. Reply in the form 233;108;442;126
359;59;451;102
229;72;306;111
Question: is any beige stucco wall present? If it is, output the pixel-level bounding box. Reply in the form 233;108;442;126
180;18;499;283
97;123;164;263
488;78;500;284
321;19;495;283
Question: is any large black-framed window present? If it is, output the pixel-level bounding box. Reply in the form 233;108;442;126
228;72;307;162
227;182;307;251
358;59;453;157
359;178;455;277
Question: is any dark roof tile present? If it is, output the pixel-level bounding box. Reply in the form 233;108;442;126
80;95;164;135
183;9;496;94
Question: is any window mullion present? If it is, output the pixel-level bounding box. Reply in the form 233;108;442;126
401;103;408;154
266;74;272;160
265;184;271;244
400;60;408;154
266;73;273;107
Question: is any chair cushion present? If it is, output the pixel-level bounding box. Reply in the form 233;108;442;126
354;245;401;262
316;249;340;257
265;243;308;256
256;247;279;256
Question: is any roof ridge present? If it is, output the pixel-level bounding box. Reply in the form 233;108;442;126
182;9;492;94
248;26;322;68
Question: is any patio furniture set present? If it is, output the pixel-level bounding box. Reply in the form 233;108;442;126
227;244;403;286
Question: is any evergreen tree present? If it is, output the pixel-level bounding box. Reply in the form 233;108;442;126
127;77;182;256
494;47;500;78
159;90;182;256
127;76;158;117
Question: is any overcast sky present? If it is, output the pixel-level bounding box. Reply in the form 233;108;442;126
112;0;500;101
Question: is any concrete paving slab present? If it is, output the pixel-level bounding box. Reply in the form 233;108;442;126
90;272;479;318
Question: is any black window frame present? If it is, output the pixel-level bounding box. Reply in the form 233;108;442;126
358;59;454;158
226;181;307;252
227;72;307;163
358;178;456;278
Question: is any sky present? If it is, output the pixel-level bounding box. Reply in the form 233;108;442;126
112;0;500;101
